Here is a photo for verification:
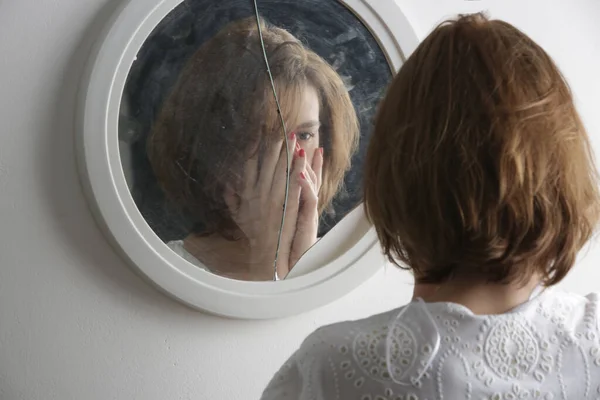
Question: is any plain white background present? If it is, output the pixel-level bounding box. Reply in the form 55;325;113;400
0;0;599;399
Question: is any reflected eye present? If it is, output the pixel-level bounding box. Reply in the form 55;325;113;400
297;131;316;141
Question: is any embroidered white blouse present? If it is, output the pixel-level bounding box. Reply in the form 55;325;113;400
261;289;600;400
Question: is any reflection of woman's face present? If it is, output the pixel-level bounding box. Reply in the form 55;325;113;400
293;85;321;163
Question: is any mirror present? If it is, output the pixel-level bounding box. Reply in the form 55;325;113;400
118;0;392;281
78;0;417;317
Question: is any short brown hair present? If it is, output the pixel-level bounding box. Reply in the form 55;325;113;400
148;17;358;237
364;13;600;286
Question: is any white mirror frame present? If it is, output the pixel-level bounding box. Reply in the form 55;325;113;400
76;0;419;319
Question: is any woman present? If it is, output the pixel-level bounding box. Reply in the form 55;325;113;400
262;13;600;399
147;17;359;281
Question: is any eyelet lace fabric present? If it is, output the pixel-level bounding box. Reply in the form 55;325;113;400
261;290;600;400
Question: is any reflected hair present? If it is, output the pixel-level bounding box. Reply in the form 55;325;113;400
148;17;359;238
364;13;600;286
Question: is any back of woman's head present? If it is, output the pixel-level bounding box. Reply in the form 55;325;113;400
148;17;358;238
364;13;600;286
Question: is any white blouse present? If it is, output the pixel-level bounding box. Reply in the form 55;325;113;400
166;240;209;272
261;289;600;400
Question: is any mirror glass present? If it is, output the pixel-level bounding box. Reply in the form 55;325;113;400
118;0;392;281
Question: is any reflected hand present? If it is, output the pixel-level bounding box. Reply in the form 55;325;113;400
289;147;323;269
224;133;301;280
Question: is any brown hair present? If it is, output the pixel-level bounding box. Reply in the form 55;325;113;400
364;13;600;286
148;17;358;237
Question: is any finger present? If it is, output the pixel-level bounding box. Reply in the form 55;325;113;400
305;163;317;188
275;132;298;186
272;136;303;196
302;153;317;192
285;147;306;206
279;153;305;249
302;165;316;193
298;172;318;209
312;147;324;191
289;162;320;270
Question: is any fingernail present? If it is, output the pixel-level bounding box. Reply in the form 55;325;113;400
299;149;305;157
289;131;296;140
319;147;324;156
300;172;306;180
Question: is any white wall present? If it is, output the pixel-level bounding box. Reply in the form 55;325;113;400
0;0;598;399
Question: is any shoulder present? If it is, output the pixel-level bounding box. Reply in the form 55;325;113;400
534;289;600;332
165;240;206;270
261;309;401;400
166;240;185;252
165;240;191;261
303;308;400;354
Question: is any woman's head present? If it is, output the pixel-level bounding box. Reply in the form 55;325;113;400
365;13;600;286
148;17;358;237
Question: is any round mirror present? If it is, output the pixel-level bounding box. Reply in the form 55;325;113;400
77;0;418;318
